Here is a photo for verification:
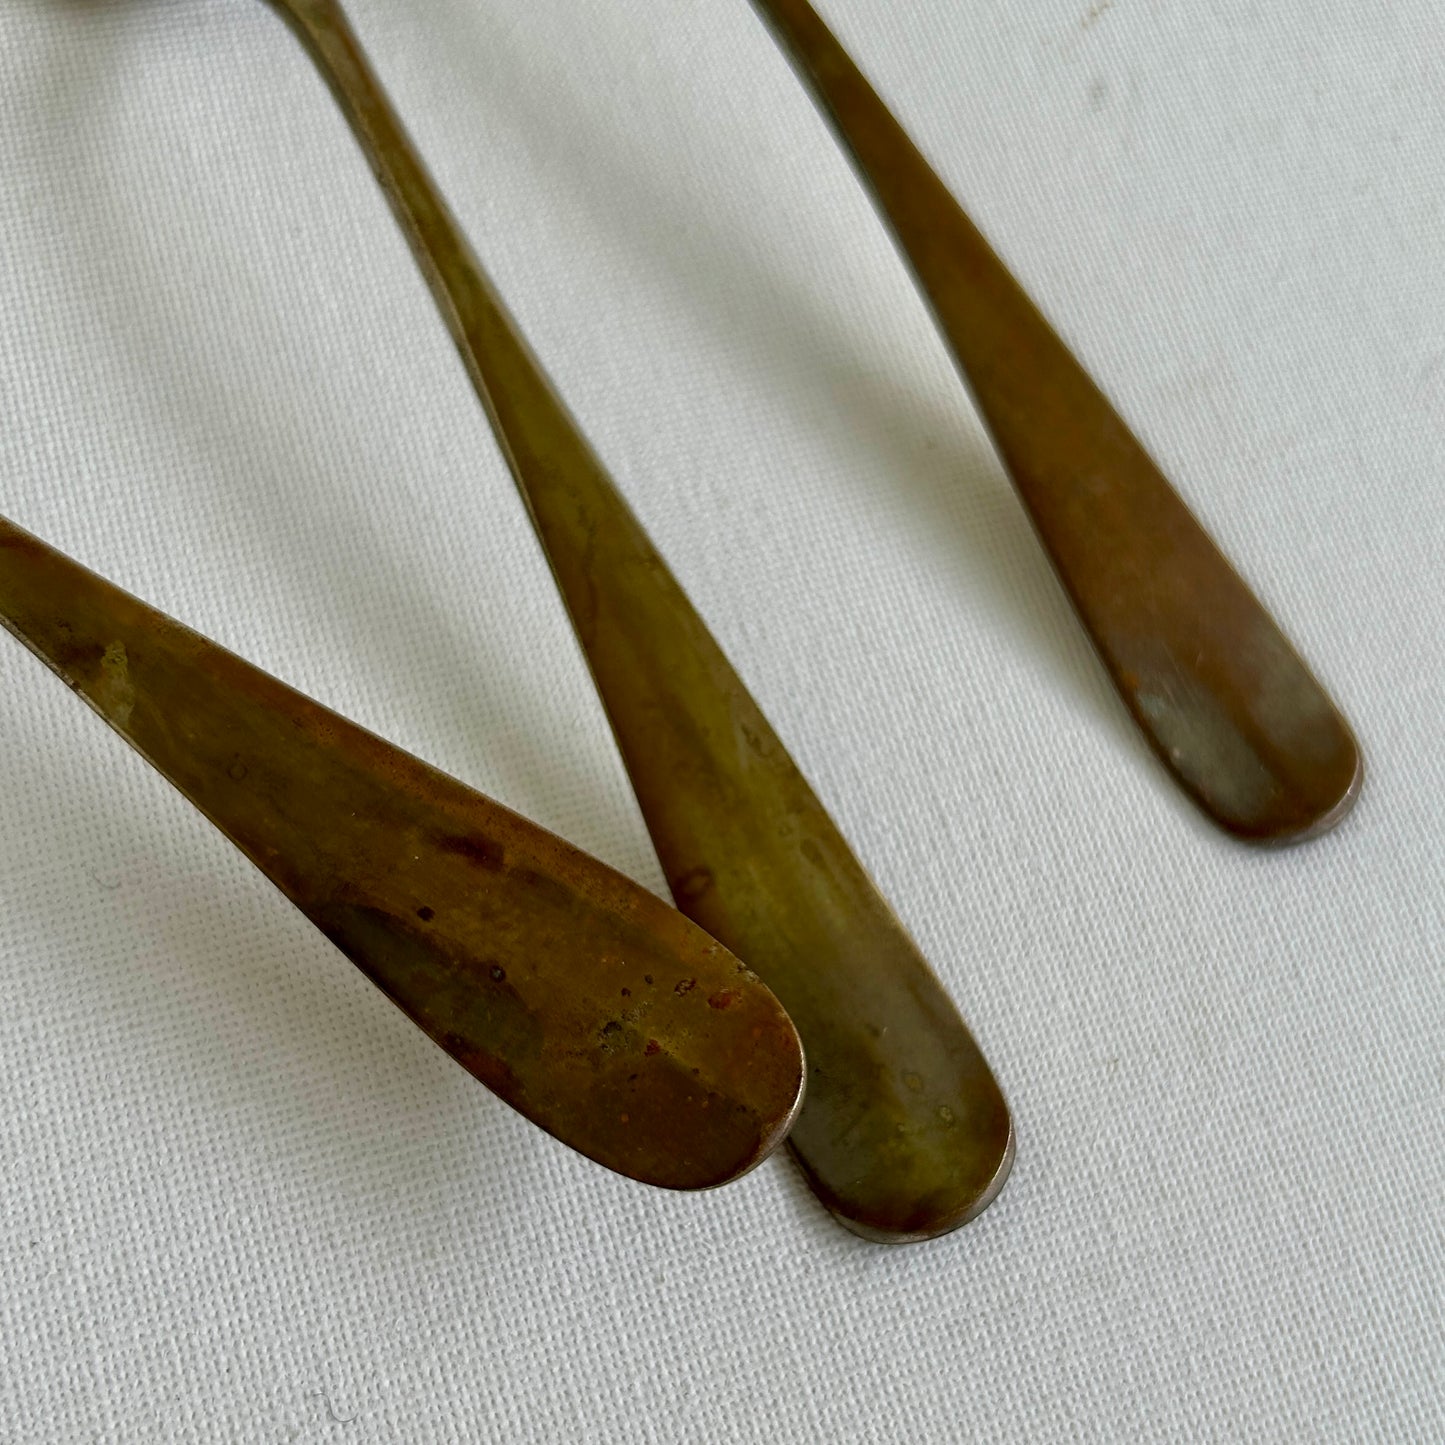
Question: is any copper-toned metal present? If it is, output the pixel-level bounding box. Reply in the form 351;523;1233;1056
0;516;805;1190
748;0;1362;845
261;0;1012;1241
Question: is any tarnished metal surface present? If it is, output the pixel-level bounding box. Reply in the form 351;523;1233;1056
0;516;804;1190
748;0;1362;845
261;0;1012;1240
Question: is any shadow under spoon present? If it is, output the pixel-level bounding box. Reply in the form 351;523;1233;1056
747;0;1362;845
0;515;804;1190
259;0;1012;1241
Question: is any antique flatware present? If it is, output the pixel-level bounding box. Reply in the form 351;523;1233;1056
0;515;805;1190
260;0;1012;1241
747;0;1362;845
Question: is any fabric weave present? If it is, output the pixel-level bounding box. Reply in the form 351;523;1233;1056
0;1;1440;1439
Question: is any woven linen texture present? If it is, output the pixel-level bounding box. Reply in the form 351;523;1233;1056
0;1;1440;1439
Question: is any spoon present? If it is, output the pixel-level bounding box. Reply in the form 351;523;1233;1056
259;0;1012;1241
746;0;1362;845
0;514;805;1190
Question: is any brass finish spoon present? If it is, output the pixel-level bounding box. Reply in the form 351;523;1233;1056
260;0;1012;1241
747;0;1362;845
0;516;805;1190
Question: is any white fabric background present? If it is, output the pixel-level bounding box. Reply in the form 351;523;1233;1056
0;1;1440;1439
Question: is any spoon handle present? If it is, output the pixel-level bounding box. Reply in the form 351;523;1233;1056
0;515;804;1189
264;0;1012;1240
747;0;1361;843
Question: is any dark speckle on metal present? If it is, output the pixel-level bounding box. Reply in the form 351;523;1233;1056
0;517;805;1193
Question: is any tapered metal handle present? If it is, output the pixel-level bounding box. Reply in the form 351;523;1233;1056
748;0;1362;843
264;0;1013;1240
0;516;805;1188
